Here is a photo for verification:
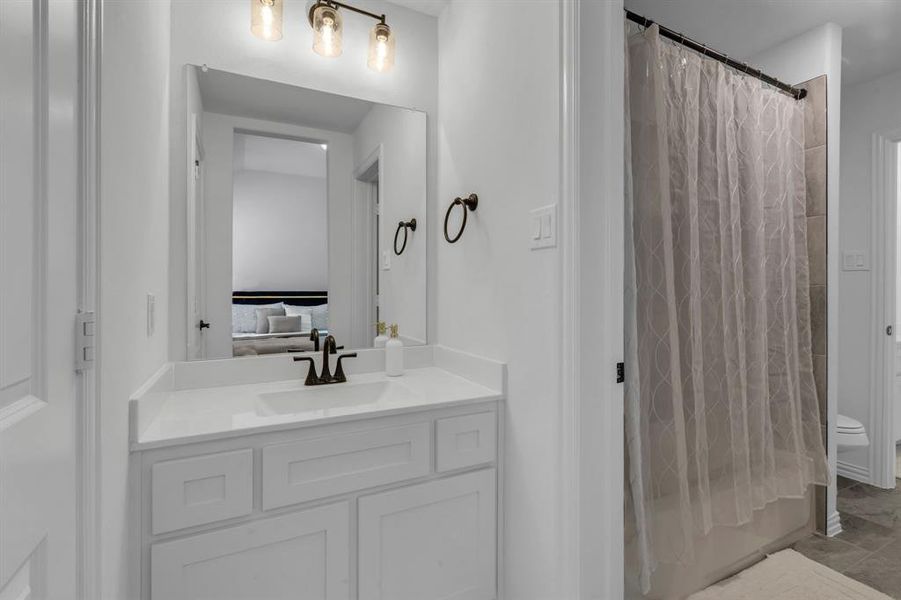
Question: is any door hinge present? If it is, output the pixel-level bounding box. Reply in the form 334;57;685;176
616;362;625;384
193;159;201;180
76;311;96;372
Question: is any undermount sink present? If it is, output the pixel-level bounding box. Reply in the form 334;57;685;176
255;380;414;416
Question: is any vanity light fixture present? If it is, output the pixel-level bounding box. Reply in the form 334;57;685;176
309;0;395;72
368;21;395;72
250;0;395;72
250;0;283;41
310;1;344;57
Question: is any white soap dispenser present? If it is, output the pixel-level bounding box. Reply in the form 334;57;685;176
374;321;389;348
385;323;403;376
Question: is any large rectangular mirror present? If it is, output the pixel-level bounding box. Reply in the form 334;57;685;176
184;66;427;360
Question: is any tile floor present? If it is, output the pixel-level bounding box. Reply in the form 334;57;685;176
793;474;901;598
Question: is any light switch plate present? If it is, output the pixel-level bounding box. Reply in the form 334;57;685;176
842;251;869;271
530;204;557;250
381;249;391;270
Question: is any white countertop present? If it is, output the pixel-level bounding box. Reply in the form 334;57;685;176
132;366;503;450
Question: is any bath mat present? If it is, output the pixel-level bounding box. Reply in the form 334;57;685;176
687;549;891;600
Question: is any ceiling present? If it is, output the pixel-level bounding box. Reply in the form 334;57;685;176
197;68;375;133
233;133;327;178
624;0;901;87
385;0;447;17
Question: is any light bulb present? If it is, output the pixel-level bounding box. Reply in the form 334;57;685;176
367;23;395;73
312;4;343;58
250;0;282;41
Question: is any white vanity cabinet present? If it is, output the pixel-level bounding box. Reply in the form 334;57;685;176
136;400;502;600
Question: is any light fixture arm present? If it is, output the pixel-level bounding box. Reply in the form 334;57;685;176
308;0;385;26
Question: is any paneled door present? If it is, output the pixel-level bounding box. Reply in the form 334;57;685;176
0;0;82;597
358;469;497;600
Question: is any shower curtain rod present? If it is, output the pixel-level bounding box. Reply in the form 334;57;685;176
625;9;807;100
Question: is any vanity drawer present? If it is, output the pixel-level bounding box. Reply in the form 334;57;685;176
151;449;253;535
262;422;431;510
435;412;497;472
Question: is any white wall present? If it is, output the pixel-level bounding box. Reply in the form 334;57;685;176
352;105;427;344
169;0;438;361
750;22;843;530
437;1;564;596
201;113;354;358
838;68;901;463
99;1;172;598
232;171;328;291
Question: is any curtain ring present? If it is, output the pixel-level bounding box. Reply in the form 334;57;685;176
444;194;479;244
393;218;416;255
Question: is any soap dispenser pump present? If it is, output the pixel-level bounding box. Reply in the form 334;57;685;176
374;321;389;348
385;323;403;376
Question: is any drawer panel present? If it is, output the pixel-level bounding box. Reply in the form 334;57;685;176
262;422;431;510
151;449;253;535
435;412;497;472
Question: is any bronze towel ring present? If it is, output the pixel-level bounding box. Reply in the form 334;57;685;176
444;194;478;244
394;218;417;255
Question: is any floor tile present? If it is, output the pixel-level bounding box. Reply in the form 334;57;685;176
843;553;901;598
838;476;858;490
870;538;901;563
836;513;901;552
792;534;872;573
838;484;901;529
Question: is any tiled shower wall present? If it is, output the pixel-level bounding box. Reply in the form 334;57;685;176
801;75;828;530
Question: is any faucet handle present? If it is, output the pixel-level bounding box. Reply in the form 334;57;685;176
293;355;319;386
333;352;358;383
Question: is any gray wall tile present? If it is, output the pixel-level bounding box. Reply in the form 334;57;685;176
801;75;827;149
808;215;827;286
810;285;827;355
805;145;827;217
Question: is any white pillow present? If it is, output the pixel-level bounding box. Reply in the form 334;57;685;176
283;305;313;331
233;302;281;333
267;315;303;334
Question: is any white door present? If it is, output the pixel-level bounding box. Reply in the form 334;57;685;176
358;469;497;600
0;0;81;598
186;114;206;360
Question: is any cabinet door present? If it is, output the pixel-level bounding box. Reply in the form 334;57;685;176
151;502;350;600
358;469;496;600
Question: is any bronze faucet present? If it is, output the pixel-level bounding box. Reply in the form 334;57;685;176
293;334;357;385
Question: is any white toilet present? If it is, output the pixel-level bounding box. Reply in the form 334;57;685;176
836;414;869;450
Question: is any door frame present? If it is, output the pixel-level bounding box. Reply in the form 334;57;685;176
185;112;206;360
75;0;101;598
559;1;625;598
872;127;901;489
352;145;383;349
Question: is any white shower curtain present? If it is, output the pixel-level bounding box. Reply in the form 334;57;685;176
624;25;829;593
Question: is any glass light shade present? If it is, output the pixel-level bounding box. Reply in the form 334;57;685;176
250;0;283;41
367;23;395;72
312;4;343;58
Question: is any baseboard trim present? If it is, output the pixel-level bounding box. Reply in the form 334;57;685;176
826;510;843;537
836;459;870;483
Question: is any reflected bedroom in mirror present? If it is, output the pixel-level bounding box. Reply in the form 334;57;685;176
183;66;427;360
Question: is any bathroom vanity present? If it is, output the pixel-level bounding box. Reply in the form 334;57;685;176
130;346;504;600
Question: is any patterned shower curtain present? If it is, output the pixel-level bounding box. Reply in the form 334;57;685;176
624;25;829;593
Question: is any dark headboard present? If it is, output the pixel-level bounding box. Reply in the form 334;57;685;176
232;291;328;306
